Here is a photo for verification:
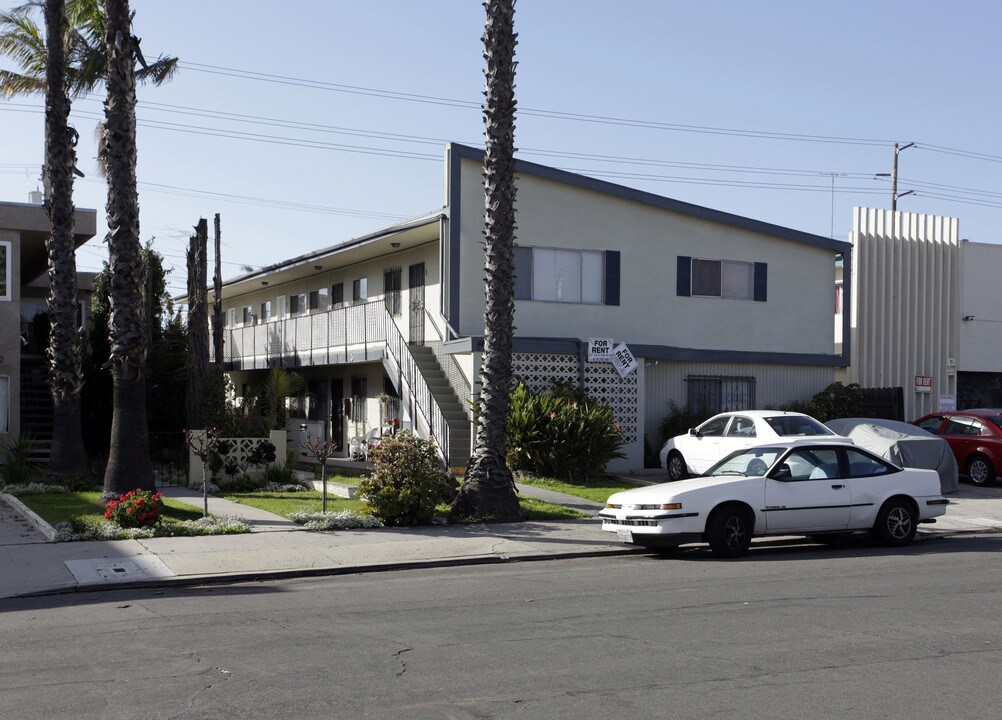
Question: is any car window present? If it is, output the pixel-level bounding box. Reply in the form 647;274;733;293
764;416;834;437
843;448;895;477
944;416;984;436
915;416;945;434
697;417;729;437
725;416;757;438
707;447;785;476
778;448;841;481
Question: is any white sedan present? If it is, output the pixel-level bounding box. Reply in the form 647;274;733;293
602;439;949;557
659;410;847;482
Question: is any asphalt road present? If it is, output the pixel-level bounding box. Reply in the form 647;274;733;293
2;534;1001;720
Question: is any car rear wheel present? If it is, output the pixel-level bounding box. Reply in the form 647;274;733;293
706;505;753;558
666;451;688;482
966;455;996;486
874;498;917;547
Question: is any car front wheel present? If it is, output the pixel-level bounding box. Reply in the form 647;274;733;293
666;451;688;482
706;505;753;558
874;498;917;547
966;455;996;486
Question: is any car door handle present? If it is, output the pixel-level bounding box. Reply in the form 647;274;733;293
831;484;844;490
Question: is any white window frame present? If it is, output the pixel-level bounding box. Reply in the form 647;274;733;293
225;307;236;328
260;300;272;323
522;247;604;305
0;241;10;301
242;305;255;325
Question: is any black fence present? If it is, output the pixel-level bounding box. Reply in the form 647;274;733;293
859;387;905;421
150;431;187;487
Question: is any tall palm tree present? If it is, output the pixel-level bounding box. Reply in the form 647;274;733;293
42;0;87;475
101;0;151;495
451;0;524;522
1;0;176;484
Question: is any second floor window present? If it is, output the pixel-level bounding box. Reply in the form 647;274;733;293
678;256;767;302
384;267;402;316
260;300;272;322
242;306;254;325
290;292;306;315
331;282;344;307
353;277;368;303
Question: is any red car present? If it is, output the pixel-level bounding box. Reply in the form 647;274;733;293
913;410;1002;486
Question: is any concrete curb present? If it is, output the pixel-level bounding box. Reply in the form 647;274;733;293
10;547;646;598
0;493;59;542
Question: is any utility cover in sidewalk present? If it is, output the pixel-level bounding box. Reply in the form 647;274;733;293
64;556;174;585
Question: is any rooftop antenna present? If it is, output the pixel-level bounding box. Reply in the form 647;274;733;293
819;172;846;239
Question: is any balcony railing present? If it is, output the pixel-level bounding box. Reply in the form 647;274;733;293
216;301;389;369
216;300;451;464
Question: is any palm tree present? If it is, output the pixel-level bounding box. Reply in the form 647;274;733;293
1;0;177;98
100;0;151;496
40;0;87;475
1;0;176;484
451;0;524;523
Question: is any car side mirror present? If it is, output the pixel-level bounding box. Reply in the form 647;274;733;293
688;427;698;436
771;464;792;480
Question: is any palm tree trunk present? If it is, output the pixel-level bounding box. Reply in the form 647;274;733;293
101;0;152;496
43;0;88;476
451;0;524;522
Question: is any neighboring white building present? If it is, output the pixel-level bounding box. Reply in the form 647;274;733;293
209;143;850;470
841;206;1002;421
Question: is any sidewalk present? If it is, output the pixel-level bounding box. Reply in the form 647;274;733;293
2;482;1001;600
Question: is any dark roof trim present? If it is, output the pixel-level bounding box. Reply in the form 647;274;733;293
216;210;445;290
444;335;847;368
449;143;850;253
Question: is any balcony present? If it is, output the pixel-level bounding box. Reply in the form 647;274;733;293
217;301;390;370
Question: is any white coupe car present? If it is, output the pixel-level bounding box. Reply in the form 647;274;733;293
602;439;949;557
659;410;848;482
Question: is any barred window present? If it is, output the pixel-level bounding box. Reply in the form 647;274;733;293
686;375;756;415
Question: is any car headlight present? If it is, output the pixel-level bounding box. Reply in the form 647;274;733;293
660;502;682;510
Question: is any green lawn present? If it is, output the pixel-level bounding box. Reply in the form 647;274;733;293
18;491;206;526
516;475;638;504
221;490;365;518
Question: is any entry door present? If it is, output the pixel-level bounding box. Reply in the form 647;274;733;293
330;378;344;455
409;262;425;345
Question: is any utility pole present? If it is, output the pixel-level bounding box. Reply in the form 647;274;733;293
890;142;914;212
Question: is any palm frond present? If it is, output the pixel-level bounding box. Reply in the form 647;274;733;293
0;68;45;97
136;55;178;86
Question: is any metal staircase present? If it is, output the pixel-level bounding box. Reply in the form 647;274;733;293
19;363;53;464
408;345;471;469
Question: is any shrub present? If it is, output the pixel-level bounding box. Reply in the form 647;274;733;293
358;432;452;526
0;434;42;485
104;489;164;528
657;401;707;445
506;380;625;482
263;462;296;485
289;509;383;531
2;482;70;495
794;382;869;422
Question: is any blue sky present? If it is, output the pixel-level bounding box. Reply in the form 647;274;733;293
1;0;999;297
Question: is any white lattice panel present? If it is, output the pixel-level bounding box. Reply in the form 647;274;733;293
513;353;639;444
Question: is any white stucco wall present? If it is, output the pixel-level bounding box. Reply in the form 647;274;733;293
454;155;837;355
958;240;1002;373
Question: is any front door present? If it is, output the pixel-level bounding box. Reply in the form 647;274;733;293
409;262;425;345
330;377;344;456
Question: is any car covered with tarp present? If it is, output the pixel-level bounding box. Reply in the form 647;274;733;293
825;417;958;494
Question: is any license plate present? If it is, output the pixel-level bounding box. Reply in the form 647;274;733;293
616;528;633;543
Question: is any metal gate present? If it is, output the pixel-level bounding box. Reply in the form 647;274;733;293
409;262;425;345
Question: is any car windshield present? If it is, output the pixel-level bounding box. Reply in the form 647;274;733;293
706;447;785;477
764;415;834;436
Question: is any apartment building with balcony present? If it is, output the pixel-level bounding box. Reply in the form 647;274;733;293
210;143;850;470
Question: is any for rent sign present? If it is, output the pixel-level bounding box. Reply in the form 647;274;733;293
588;338;614;362
611;343;638;378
